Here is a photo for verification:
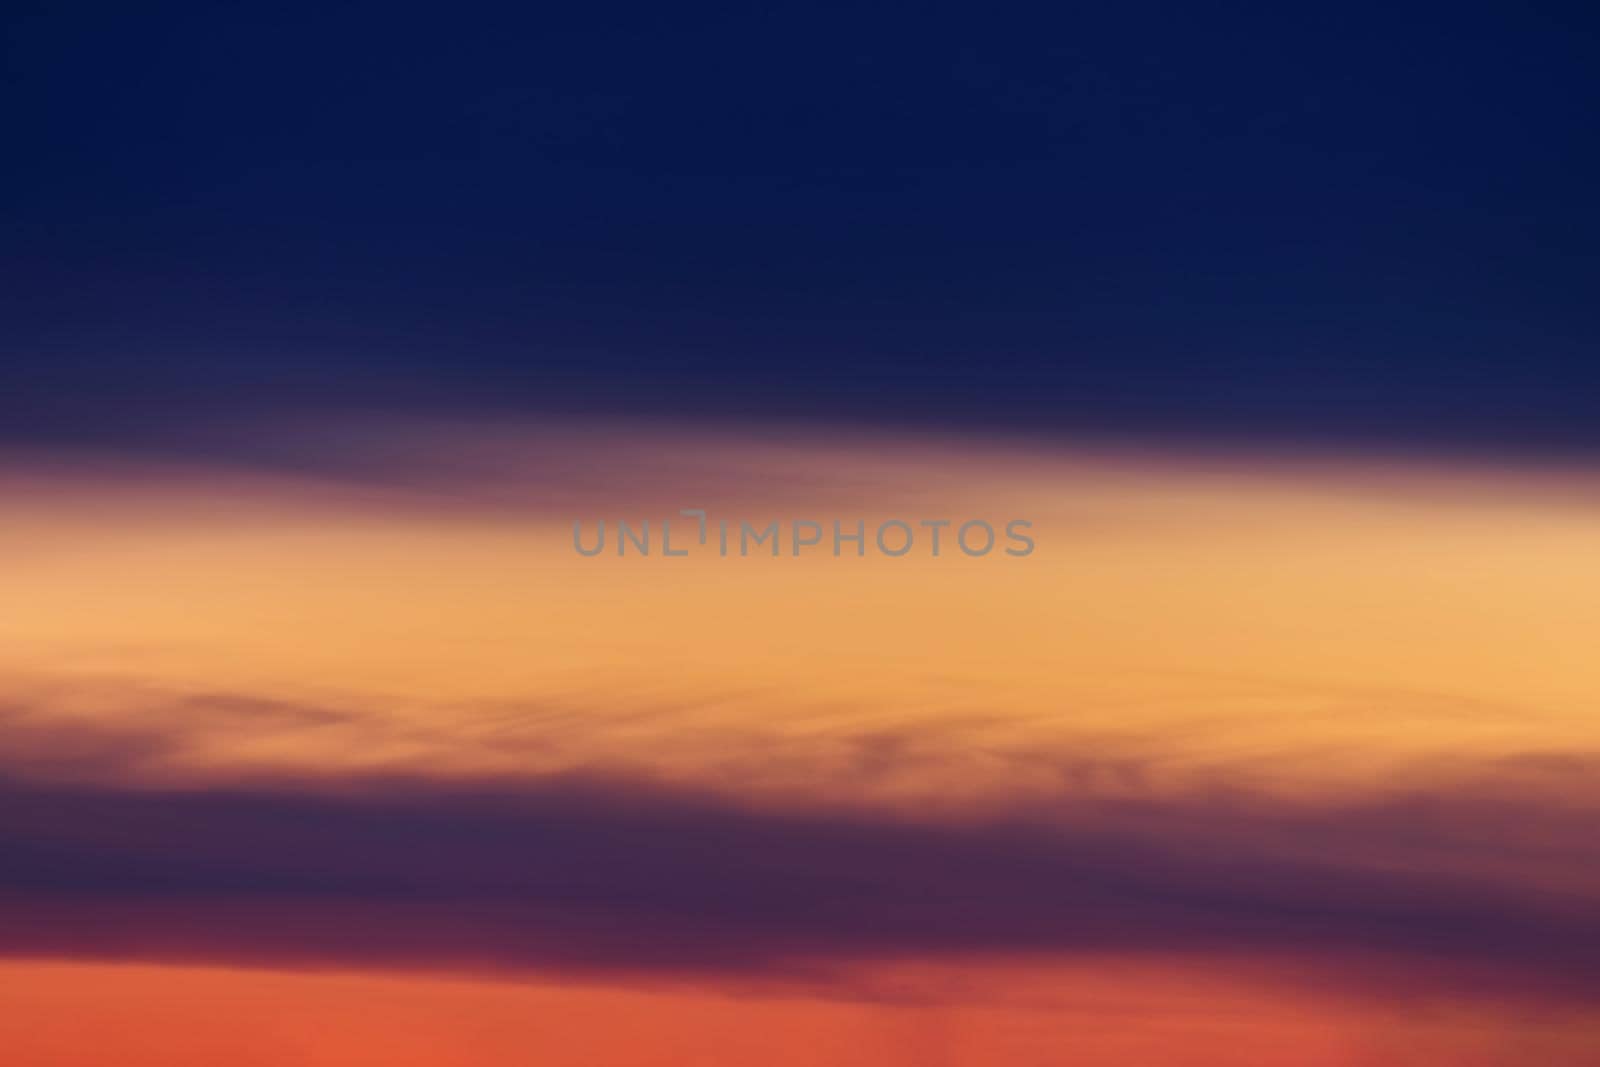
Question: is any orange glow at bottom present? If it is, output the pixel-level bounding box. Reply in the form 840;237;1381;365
1;960;1594;1066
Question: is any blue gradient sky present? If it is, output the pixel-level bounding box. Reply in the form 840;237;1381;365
4;2;1598;454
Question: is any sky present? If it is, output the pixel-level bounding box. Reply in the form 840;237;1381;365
4;2;1599;451
4;4;1600;1065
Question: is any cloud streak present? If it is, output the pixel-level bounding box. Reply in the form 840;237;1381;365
1;710;1597;1004
5;423;1600;1026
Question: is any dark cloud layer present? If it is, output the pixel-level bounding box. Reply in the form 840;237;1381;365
1;762;1596;1002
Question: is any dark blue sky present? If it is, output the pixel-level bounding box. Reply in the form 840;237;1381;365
4;2;1597;454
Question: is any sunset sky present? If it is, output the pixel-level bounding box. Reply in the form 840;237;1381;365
3;423;1600;1063
4;3;1600;1064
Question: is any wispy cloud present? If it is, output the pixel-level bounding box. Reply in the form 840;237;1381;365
0;684;1596;1004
